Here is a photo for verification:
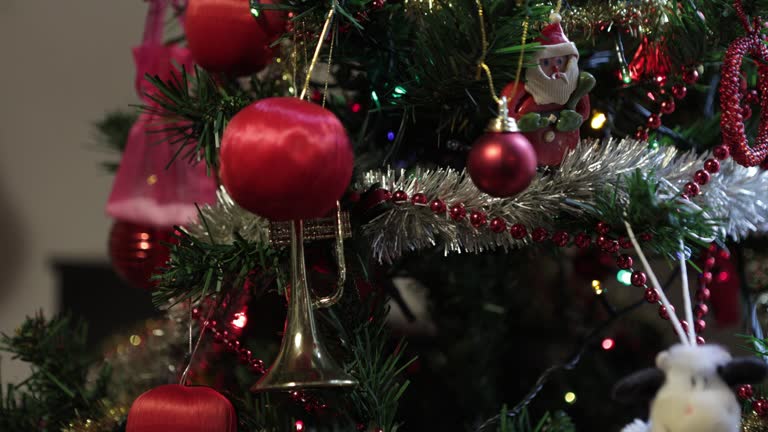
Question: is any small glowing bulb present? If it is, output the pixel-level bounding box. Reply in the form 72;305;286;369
621;69;632;84
564;391;577;404
295;420;304;431
717;271;729;282
617;270;633;286
129;335;142;346
146;174;158;185
590;112;607;130
351;103;362;113
232;312;247;329
386;131;396;141
602;338;615;350
592;280;603;295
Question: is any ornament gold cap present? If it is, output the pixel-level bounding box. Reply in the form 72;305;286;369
487;96;520;133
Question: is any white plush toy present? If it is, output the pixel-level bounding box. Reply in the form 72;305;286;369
612;223;768;432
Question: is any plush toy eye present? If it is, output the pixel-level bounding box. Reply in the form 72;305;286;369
690;376;696;388
541;59;550;67
556;58;564;66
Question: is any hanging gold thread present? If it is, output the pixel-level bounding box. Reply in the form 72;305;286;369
553;0;562;15
322;26;336;108
475;0;529;104
299;6;336;101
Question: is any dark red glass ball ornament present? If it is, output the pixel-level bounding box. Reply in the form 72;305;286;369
185;0;282;76
109;220;174;290
467;131;537;197
510;224;527;239
220;97;353;221
631;271;647;287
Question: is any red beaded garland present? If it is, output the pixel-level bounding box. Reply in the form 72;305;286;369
619;237;632;249
631;271;647;287
682;68;699;84
693;170;710;185
603;240;620;254
684;182;700;197
754;399;768;417
701;271;713;284
430;199;447;214
747;89;760;104
469;211;487;228
531;227;549;242
644;288;660;303
680;320;689;333
634;128;649;141
596;221;611;235
640;232;654;242
703;159;720;173
392;190;408;203
510;224;527;239
704;256;716;269
694;303;709;318
713;145;730;160
574;232;591;248
616;254;634;270
696;336;705;345
660;99;676;114
694;319;706;333
552;231;569;247
449;203;466;221
739;384;755;401
489;217;507;233
743;104;753;120
695;287;711;302
659;305;670;320
720;32;768;167
411;193;428;205
646;114;662;129
672;84;687;100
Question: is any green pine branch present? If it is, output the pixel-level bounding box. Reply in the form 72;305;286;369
0;313;110;432
94;110;138;173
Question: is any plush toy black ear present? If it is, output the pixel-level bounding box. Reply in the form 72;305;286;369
612;368;665;404
717;357;768;386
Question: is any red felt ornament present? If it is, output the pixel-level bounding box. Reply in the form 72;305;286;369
467;99;537;197
108;220;174;290
185;0;280;75
220;97;354;221
720;7;768;167
126;384;237;432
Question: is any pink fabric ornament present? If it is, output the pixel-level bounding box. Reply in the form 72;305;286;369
106;0;216;227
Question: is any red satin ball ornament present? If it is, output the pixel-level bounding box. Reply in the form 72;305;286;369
109;220;173;290
467;131;537;197
186;0;281;76
126;384;237;432
220;97;353;221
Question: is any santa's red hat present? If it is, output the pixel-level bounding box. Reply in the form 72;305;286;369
534;13;578;60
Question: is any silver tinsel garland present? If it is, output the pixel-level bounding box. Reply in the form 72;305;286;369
186;138;768;263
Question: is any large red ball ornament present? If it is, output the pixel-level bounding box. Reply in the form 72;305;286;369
108;220;174;290
220;97;354;221
126;384;237;432
467;131;537;197
185;0;280;76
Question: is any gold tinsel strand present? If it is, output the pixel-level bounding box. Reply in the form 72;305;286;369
743;412;768;432
62;403;127;432
562;0;674;39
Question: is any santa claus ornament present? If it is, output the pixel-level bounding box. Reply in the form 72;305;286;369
501;13;595;166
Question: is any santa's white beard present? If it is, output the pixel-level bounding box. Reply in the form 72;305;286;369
524;62;579;106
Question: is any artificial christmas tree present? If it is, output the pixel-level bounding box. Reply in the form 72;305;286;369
8;0;768;431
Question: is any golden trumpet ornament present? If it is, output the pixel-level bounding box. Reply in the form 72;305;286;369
252;205;357;391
